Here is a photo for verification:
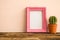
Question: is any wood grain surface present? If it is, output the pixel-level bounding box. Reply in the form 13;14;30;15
0;32;60;40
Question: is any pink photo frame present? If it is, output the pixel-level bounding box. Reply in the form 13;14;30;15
26;7;47;32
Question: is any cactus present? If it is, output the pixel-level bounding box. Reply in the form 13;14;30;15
49;16;57;24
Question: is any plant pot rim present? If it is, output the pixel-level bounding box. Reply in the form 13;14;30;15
48;24;57;25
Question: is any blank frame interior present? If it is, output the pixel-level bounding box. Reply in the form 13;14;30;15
30;11;42;29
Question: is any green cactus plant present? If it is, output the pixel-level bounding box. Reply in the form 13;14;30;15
49;16;57;24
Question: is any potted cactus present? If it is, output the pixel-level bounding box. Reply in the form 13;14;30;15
48;16;57;34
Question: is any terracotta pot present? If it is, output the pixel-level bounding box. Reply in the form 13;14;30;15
48;24;57;34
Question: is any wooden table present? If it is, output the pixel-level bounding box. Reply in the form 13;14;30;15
0;32;60;40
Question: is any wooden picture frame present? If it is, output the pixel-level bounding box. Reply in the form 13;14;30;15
26;7;47;32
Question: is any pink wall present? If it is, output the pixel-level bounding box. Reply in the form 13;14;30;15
0;0;60;32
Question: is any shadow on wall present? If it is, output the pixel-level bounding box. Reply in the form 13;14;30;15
23;8;27;32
